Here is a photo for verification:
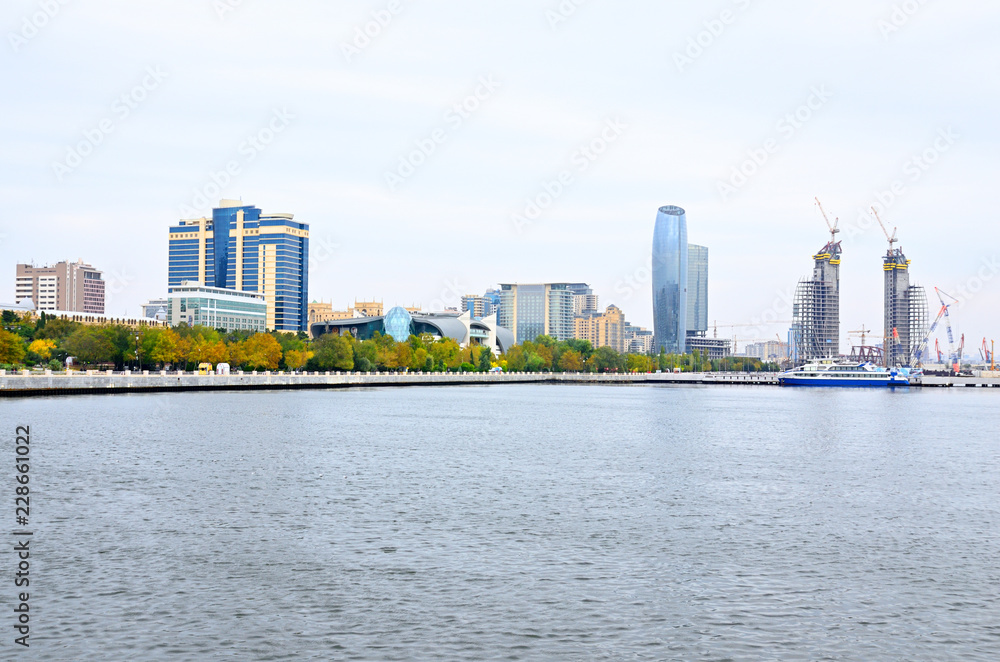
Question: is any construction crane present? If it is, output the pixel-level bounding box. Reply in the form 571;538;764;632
815;197;841;245
847;325;874;346
912;288;960;373
935;338;942;363
871;207;898;254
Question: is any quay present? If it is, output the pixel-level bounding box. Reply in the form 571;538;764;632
1;370;997;397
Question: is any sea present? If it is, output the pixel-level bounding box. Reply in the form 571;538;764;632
3;384;998;660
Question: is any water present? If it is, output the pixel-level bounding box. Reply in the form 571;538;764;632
3;385;999;660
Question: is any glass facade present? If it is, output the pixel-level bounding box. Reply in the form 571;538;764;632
384;306;413;342
168;203;309;332
167;285;267;332
652;205;688;354
498;283;576;344
687;244;709;335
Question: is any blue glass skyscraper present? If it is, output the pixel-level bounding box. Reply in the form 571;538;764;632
168;200;309;332
652;205;688;354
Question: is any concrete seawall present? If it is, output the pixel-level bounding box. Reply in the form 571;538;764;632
1;370;997;397
0;370;780;397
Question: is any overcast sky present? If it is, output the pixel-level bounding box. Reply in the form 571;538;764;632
2;0;997;349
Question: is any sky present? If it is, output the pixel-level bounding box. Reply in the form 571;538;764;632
2;0;998;351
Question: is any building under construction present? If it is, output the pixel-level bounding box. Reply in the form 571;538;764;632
791;240;842;362
881;242;928;367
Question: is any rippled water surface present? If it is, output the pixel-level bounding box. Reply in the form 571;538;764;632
5;385;1000;660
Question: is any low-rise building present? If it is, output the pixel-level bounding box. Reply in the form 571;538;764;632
168;282;266;332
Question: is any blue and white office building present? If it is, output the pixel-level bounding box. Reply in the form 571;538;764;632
168;199;309;332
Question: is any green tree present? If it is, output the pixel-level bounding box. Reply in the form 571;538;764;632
63;327;115;366
311;334;355;371
0;328;26;364
478;346;493;372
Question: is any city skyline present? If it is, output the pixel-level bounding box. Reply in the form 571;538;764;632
1;1;997;348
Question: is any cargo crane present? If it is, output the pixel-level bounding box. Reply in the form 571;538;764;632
912;288;960;374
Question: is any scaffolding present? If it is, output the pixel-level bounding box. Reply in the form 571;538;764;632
791;241;841;362
883;247;929;367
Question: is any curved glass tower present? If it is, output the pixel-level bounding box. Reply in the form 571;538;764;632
652;205;688;355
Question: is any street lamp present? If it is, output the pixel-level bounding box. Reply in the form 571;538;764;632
135;334;141;371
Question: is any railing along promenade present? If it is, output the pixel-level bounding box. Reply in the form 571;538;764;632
1;369;996;397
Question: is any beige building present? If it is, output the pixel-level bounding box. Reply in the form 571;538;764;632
574;305;627;353
308;300;385;324
15;260;105;314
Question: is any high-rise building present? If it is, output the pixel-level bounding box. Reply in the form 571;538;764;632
168;199;309;331
15;260;105;314
687;244;709;336
566;283;599;317
498;283;576;344
791;239;841;362
652;205;688;354
574;305;626;353
883;247;928;367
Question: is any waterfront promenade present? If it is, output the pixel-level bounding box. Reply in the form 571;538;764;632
1;369;998;396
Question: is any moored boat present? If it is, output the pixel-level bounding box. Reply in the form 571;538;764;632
778;359;910;387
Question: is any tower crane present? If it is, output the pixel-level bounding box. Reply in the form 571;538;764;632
871;207;898;254
815;197;841;246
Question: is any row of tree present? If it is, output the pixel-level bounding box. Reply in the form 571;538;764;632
0;310;778;373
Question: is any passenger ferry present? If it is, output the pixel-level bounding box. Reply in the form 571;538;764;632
778;359;910;387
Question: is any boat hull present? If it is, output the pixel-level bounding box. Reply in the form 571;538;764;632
778;376;908;388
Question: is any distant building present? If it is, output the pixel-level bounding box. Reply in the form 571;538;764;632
652;206;688;354
685;335;731;361
687;245;709;336
743;340;788;362
567;283;599;317
141;298;169;321
15;260;105;314
167;281;267;333
574;305;626;353
498;283;576;344
168;199;309;331
624;323;655;355
311;309;515;356
463;289;503;320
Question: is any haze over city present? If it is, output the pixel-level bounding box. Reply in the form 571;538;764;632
2;0;997;346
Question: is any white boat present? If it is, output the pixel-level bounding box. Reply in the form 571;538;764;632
778;359;910;387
